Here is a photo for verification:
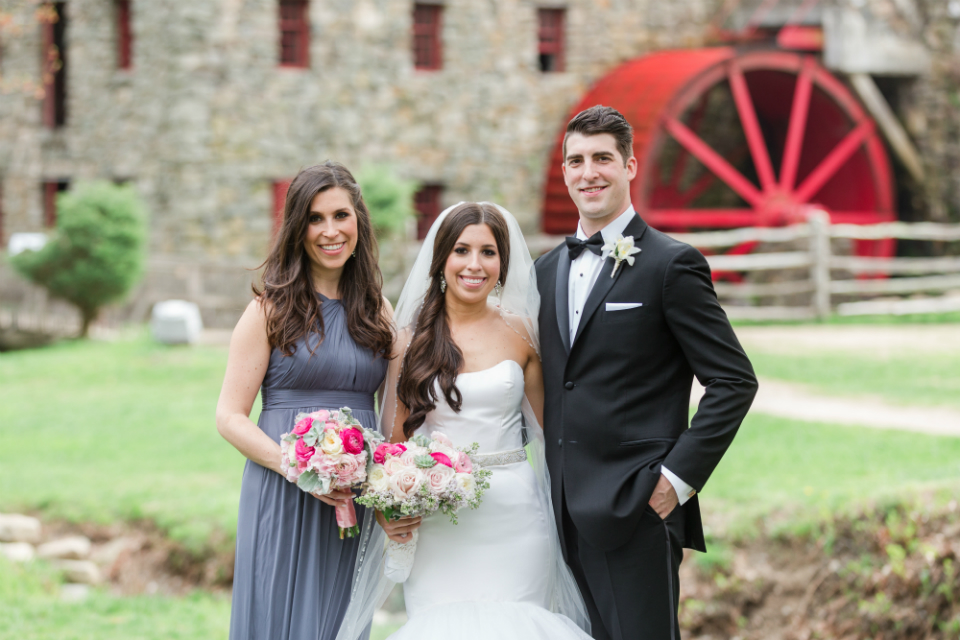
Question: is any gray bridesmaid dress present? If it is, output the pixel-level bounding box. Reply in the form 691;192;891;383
230;294;387;640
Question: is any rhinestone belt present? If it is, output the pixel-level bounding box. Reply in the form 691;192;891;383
471;448;527;467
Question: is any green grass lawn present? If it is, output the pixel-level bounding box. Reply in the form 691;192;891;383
0;557;231;640
0;334;247;551
747;349;960;409
2;330;959;636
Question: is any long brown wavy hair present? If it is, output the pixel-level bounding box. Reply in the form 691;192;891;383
398;203;511;438
254;162;392;358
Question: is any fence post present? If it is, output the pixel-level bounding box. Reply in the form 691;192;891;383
807;210;831;320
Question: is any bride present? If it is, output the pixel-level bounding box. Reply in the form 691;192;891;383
335;202;592;640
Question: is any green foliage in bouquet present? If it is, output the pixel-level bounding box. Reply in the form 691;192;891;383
10;181;147;337
355;164;418;239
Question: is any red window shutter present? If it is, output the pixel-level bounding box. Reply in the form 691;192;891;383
414;185;443;240
413;4;442;71
43;180;69;228
273;179;292;235
116;0;133;69
538;8;565;73
279;0;310;68
42;3;67;128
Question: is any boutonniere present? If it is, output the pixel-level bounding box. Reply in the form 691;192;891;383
601;234;641;277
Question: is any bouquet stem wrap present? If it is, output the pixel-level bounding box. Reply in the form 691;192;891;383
336;500;360;539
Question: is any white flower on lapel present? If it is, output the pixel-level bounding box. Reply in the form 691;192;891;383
601;234;641;278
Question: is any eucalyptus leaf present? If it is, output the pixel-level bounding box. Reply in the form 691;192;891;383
297;470;323;493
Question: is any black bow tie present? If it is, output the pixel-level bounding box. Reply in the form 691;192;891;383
565;232;604;260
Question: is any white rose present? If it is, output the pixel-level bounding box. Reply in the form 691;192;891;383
367;464;389;492
320;430;344;456
454;473;476;500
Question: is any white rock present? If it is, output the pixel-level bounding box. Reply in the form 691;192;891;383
59;583;90;603
0;542;36;562
37;536;92;560
54;559;102;585
150;299;204;345
0;514;42;544
90;536;141;566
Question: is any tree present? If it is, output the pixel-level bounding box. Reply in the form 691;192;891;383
11;181;148;337
355;164;418;239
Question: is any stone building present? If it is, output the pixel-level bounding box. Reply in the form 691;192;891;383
0;0;956;327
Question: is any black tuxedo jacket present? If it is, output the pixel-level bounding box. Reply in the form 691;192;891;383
536;213;758;552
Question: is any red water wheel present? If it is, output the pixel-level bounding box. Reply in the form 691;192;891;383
542;48;896;278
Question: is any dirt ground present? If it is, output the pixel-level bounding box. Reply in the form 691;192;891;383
733;324;960;356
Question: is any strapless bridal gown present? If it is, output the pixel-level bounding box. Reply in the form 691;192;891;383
388;359;591;639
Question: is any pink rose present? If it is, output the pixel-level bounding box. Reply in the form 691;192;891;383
425;464;454;495
340;427;364;455
454;452;473;474
325;421;340;431
389;468;424;499
430;452;453;468
384;457;406;476
292;417;313;436
400;450;420;467
431;432;454;448
311;410;330;422
295;438;315;462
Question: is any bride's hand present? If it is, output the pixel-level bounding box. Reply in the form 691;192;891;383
376;510;422;544
312;489;355;508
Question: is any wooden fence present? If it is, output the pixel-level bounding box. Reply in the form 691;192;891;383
527;213;960;321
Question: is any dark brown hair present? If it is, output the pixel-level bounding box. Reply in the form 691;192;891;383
563;104;634;166
398;203;510;438
254;161;392;359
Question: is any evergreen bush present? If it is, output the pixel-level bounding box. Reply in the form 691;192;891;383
11;181;147;337
355;164;418;239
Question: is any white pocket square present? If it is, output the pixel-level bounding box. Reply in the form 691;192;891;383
605;302;643;311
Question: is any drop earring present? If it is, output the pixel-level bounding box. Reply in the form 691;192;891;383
494;280;503;297
439;276;447;293
351;250;356;257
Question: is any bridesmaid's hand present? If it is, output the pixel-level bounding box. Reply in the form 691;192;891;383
312;489;355;508
376;511;422;544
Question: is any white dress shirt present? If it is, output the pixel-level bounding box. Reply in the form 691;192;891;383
567;205;696;507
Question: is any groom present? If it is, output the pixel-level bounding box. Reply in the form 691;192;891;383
536;105;758;640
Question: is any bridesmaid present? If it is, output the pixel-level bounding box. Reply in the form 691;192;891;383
216;161;393;640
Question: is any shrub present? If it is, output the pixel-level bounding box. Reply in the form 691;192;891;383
355;164;418;239
11;181;147;337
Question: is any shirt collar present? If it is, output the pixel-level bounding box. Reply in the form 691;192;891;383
576;204;637;241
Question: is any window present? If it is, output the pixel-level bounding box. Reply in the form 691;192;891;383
537;8;565;73
42;180;69;228
116;0;132;69
273;179;291;234
413;4;442;71
279;0;309;68
42;2;67;128
414;185;443;240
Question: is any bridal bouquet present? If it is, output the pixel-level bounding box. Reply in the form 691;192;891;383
355;432;492;581
280;407;384;539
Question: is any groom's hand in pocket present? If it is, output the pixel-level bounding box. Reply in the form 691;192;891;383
376;510;422;544
648;473;679;520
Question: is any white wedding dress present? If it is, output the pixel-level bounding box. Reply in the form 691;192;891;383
388;359;591;639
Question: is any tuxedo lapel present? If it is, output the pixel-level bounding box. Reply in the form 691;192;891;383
572;215;649;348
555;251;571;353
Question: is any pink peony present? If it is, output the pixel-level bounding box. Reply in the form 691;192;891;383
340;427;364;455
425;464;455;495
311;410;330;422
431;432;454;448
325;421;340;431
374;442;406;464
295;438;316;462
453;452;473;474
292;417;314;436
430;452;454;468
335;455;361;483
308;453;336;479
